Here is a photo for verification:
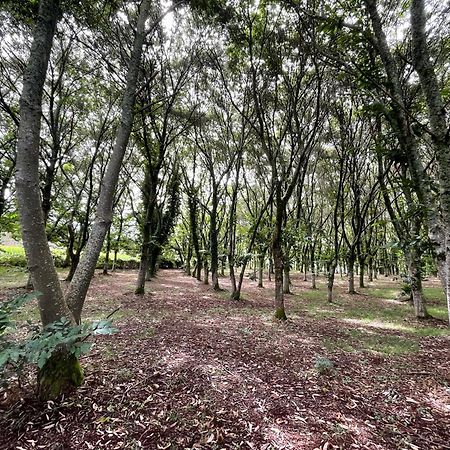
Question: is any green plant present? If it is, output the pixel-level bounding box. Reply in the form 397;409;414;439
314;355;335;375
0;293;117;387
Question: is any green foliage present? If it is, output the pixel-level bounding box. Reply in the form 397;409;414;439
0;245;138;269
314;355;335;375
189;0;233;26
0;293;117;386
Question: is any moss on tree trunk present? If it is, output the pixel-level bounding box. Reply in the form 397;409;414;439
274;307;287;321
37;352;84;401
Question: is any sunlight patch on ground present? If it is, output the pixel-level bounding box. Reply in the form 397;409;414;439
425;388;450;415
342;318;411;332
161;349;195;369
263;424;315;450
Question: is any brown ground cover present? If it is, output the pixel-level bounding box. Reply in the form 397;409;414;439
0;270;449;449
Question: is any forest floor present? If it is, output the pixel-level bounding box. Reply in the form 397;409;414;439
0;269;449;450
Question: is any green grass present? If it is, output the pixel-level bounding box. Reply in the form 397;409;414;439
324;328;419;355
293;282;450;345
422;286;449;321
365;287;400;300
0;265;28;289
0;244;139;269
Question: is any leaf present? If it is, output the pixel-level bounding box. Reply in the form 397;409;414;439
92;320;117;335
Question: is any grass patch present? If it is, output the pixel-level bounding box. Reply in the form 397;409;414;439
294;283;450;337
324;328;419;355
0;265;28;289
0;244;139;270
422;286;448;321
365;287;400;300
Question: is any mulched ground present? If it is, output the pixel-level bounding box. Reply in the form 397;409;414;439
1;270;449;450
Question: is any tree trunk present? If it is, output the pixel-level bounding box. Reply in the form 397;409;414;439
368;257;374;282
358;256;365;288
135;200;152;295
14;0;82;400
283;262;291;294
406;249;429;319
268;257;273;281
102;228;111;275
188;196;202;281
258;254;264;288
273;203;286;320
210;188;220;290
186;242;192;276
112;213;123;272
66;0;151;323
311;245;317;289
203;258;209;285
410;0;450;325
66;253;80;283
348;253;356;294
327;263;336;303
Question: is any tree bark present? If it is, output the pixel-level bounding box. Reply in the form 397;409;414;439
283;262;291;294
210;188;220;290
15;0;70;327
410;0;450;325
66;0;151;323
406;249;429;319
327;263;336;303
102;227;111;275
348;252;356;294
358;255;365;288
15;0;83;400
273;200;286;320
258;254;264;288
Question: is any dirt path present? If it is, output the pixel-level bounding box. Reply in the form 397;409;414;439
1;270;449;449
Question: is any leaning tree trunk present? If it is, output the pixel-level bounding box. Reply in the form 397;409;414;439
411;0;450;325
66;0;151;323
15;0;83;400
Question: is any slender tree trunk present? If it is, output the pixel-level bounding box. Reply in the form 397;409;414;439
210;189;220;290
135;200;152;294
188;196;201;281
66;0;151;323
186;242;192;275
268;257;273;281
368;257;374;282
203;258;209;285
283;262;291;294
102;228;111;275
273;202;286;320
348;252;356;294
327;263;336;303
359;256;365;288
15;0;83;400
258;254;264;288
311;245;317;289
112;213;123;272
